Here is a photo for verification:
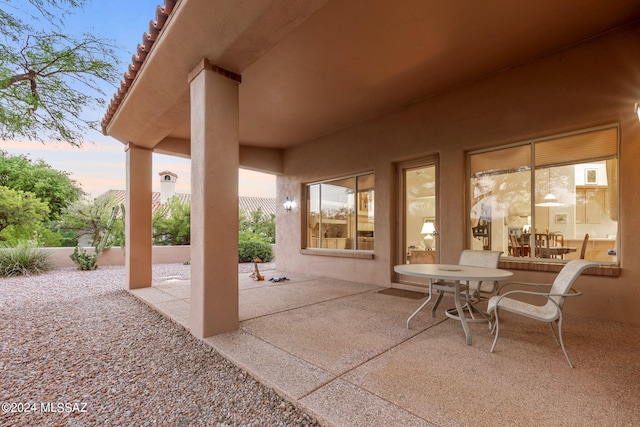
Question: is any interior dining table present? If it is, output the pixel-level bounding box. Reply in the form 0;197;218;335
394;263;513;345
539;246;577;258
511;233;577;258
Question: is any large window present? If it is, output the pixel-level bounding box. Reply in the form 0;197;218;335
468;125;618;263
306;173;374;251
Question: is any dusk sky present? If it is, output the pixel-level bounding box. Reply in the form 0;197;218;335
1;0;276;199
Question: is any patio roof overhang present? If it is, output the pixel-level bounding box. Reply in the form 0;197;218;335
103;0;640;156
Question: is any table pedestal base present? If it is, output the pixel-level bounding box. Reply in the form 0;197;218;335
445;303;492;324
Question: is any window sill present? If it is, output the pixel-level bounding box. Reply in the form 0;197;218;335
300;248;374;259
499;259;620;277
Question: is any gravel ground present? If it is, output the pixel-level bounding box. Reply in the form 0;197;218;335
0;263;320;427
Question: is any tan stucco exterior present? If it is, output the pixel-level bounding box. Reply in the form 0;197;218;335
276;24;640;324
104;1;640;335
125;144;153;289
44;246;191;268
188;61;241;337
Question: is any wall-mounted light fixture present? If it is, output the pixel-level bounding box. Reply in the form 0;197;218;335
283;196;293;212
635;103;640;122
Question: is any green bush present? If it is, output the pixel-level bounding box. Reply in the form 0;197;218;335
239;207;276;244
0;241;53;277
153;198;190;245
238;232;273;263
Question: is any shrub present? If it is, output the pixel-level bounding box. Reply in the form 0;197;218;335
239;207;276;244
0;241;53;277
153;198;190;245
238;232;273;263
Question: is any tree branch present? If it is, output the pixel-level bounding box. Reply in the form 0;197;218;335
1;70;36;90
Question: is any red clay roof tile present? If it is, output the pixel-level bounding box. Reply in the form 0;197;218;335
101;0;178;135
99;190;276;218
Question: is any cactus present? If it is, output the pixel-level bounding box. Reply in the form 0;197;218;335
70;204;121;270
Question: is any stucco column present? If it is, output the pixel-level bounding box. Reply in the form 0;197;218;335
189;59;241;338
125;143;153;289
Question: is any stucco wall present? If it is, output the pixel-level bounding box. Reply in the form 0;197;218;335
276;23;640;324
45;246;191;269
43;244;276;269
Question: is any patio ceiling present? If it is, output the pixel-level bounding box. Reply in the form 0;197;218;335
104;0;640;151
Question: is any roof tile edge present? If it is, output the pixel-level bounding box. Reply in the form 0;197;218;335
101;0;179;135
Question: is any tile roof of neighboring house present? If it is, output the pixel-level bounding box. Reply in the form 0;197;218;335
98;190;276;217
238;196;277;218
101;0;178;134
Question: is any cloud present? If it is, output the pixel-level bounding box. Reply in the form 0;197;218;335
1;140;276;197
1;139;123;154
239;170;276;197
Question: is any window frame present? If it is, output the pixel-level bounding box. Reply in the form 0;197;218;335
303;171;375;254
466;124;620;266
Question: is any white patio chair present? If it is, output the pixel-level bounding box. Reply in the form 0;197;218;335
406;250;502;328
487;259;598;368
431;249;502;312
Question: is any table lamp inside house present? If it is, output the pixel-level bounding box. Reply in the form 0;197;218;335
420;221;436;250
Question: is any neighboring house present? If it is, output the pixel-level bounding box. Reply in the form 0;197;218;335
101;1;640;339
99;171;275;218
238;196;276;219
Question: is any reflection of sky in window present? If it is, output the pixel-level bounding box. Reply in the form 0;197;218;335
323;184;351;203
322;184;354;214
308;185;320;212
308;183;355;212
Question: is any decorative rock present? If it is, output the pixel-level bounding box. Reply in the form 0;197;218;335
1;264;319;426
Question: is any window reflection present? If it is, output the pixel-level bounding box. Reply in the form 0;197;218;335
306;174;374;250
469;126;618;263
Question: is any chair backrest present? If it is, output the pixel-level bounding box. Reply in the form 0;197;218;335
534;233;549;257
458;250;503;291
580;234;590;259
551;233;564;247
459;249;502;268
549;260;599;308
509;234;520;253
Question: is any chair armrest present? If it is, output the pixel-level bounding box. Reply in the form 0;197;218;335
496;281;552;295
497;288;582;299
491;287;582;309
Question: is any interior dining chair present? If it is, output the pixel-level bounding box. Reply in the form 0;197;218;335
509;234;519;256
551;233;564;247
509;234;528;257
487;259;599;367
580;234;590;259
546;233;564;258
534;233;550;258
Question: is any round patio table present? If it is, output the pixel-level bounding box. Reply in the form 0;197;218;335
394;264;513;345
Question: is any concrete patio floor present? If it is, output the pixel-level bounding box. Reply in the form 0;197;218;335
131;269;640;426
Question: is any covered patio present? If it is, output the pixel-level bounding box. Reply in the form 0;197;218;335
103;0;640;340
131;269;640;426
100;3;640;423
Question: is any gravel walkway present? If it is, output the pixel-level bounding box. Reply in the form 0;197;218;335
0;264;319;427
